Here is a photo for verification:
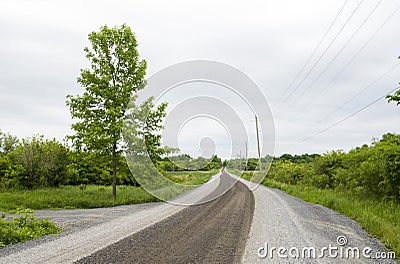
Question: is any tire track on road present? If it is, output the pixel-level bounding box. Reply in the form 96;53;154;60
76;172;254;264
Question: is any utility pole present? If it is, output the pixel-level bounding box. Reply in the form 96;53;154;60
245;141;248;171
255;115;262;171
239;150;242;170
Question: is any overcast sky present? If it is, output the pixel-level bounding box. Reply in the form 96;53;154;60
1;0;399;158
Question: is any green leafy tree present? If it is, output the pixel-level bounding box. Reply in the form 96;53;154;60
387;89;400;105
66;150;135;186
386;56;400;105
0;131;18;156
66;24;146;199
144;101;168;162
123;96;170;172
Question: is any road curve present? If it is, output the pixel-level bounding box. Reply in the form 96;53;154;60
76;172;254;264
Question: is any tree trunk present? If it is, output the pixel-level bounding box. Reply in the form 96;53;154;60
112;142;117;200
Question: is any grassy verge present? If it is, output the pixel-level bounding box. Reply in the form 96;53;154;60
0;209;59;248
240;171;399;258
0;185;159;213
0;170;219;213
163;170;219;185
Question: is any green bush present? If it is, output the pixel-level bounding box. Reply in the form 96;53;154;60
0;209;59;248
67;151;137;186
7;135;69;189
260;133;400;201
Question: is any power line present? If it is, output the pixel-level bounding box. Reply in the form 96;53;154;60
292;85;400;145
322;3;400;93
318;61;400;122
279;0;350;100
297;0;383;98
278;0;365;108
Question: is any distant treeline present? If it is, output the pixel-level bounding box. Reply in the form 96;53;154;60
158;154;222;172
226;153;321;171
0;131;223;190
2;130;399;201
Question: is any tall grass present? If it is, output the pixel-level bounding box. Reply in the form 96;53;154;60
0;185;159;213
0;170;219;213
163;170;218;185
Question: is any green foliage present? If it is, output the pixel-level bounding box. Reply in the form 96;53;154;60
275;153;320;163
252;133;400;201
0;156;21;190
163;170;218;185
270;161;314;185
0;130;18;156
246;158;259;170
66;151;137;186
0;133;142;190
144;101;169;162
66;24;147;200
313;150;343;189
66;24;171;200
66;24;146;153
226;156;274;171
3;135;69;189
387;88;400;105
158;154;222;171
386;56;400;106
0;209;59;248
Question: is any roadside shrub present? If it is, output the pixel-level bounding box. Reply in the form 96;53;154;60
0;209;59;248
263;133;400;201
8;136;69;189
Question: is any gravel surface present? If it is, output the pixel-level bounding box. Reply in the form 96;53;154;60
0;203;162;258
229;172;399;264
76;172;255;264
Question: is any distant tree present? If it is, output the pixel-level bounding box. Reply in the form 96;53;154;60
169;154;192;161
387;89;400;105
0;131;18;156
386;56;400;105
66;24;146;200
123;95;171;184
143;101;169;162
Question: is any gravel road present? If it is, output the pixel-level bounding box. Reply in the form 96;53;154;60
1;171;398;264
76;172;254;264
